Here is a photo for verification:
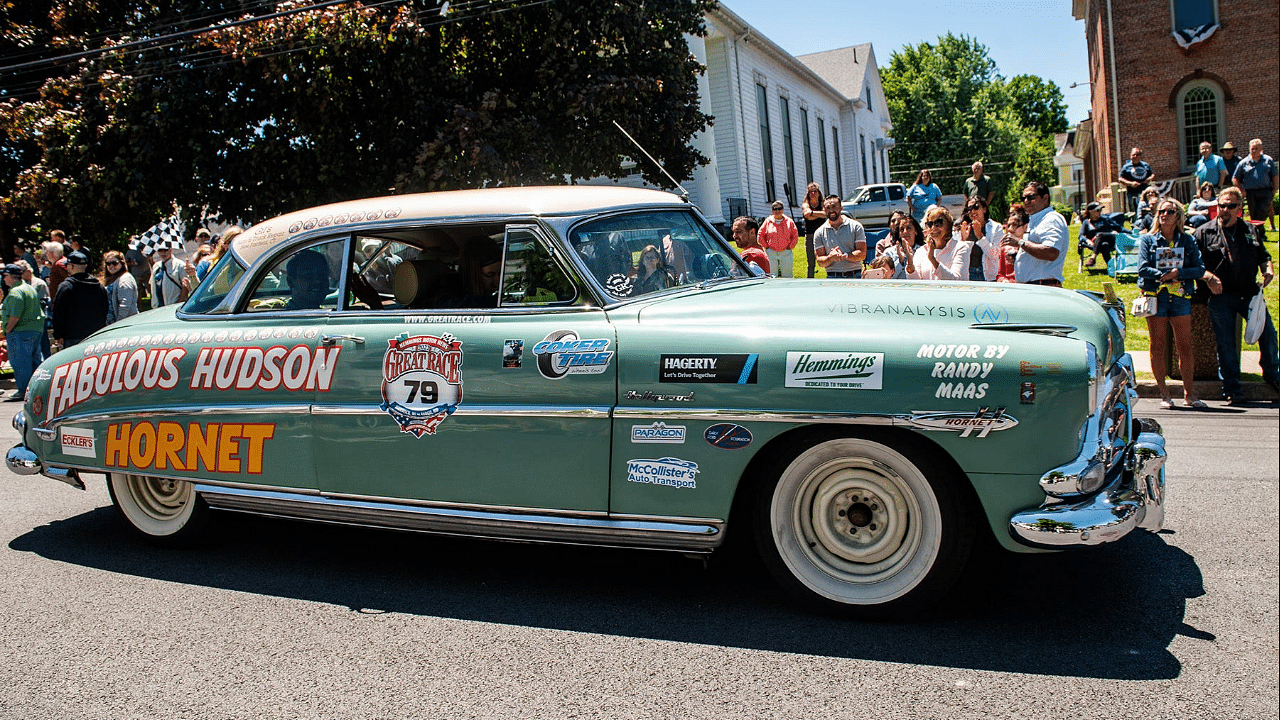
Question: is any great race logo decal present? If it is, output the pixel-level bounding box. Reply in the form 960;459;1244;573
380;333;464;437
534;329;614;379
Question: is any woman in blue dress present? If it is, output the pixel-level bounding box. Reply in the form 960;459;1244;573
906;169;942;224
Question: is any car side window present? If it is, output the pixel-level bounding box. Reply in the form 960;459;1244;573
500;228;577;306
889;185;906;201
868;187;886;203
244;239;343;313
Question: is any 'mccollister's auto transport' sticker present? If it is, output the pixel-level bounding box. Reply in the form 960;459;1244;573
381;333;464;437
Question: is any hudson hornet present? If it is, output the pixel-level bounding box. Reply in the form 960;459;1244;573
7;186;1167;614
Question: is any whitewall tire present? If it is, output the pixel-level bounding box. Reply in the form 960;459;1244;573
107;473;209;544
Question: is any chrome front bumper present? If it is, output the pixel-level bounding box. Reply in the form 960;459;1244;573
1009;352;1167;548
7;411;86;489
1009;422;1165;547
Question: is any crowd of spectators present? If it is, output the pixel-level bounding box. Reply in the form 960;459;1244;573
0;226;230;400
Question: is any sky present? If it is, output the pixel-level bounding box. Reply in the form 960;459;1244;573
719;0;1092;125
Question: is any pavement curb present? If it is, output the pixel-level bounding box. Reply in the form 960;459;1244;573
1133;378;1278;401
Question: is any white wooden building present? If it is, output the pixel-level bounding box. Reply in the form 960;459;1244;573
581;3;895;226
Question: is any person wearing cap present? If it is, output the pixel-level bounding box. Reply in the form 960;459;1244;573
150;241;191;308
1;263;46;401
1079;201;1123;268
51;250;108;349
758;201;798;277
1221;141;1241;179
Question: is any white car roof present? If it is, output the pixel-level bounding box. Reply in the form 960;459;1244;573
232;185;685;267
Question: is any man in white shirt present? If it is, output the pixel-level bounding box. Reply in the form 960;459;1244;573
1005;182;1067;286
150;242;191;308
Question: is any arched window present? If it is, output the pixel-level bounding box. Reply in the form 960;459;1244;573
1177;81;1223;172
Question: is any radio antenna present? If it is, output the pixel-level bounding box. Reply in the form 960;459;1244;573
612;120;689;201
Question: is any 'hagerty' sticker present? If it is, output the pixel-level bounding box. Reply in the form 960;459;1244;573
380;333;464;437
785;352;884;390
626;457;699;489
659;354;758;384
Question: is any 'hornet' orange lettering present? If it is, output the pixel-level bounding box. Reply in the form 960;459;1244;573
104;422;276;474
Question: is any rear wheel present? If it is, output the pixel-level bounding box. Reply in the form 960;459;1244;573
107;473;209;544
754;434;974;615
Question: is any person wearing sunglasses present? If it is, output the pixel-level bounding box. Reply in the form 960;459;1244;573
1001;181;1067;287
101;250;139;325
904;206;970;281
1194;186;1279;405
1137;199;1206;409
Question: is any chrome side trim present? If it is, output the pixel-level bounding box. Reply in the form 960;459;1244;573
37;404;312;432
310;404;612;419
970;322;1078;336
195;485;724;552
613;407;897;425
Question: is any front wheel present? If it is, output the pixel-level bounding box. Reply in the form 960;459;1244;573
754;434;974;615
107;473;209;545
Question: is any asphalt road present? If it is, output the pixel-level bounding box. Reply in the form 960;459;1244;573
0;399;1276;720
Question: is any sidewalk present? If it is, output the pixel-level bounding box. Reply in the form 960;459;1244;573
1129;349;1278;400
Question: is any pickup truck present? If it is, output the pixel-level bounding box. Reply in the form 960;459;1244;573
841;183;908;228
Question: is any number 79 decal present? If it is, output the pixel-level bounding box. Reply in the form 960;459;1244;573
381;333;464;437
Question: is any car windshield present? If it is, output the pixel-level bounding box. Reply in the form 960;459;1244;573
182;251;247;314
567;210;753;300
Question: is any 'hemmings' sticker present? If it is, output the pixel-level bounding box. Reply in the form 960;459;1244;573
60;427;96;458
785;352;884;390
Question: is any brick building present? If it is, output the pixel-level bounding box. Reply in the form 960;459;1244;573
1071;0;1278;207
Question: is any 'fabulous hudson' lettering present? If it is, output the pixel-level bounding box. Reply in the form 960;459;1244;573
48;348;186;421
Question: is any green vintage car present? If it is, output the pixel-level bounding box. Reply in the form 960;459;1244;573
7;186;1166;613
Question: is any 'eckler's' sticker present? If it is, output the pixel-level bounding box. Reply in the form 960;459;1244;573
534;330;613;379
60;427;95;458
704;423;752;449
785;352;884;390
380;333;464;437
659;354;758;383
626;457;699;489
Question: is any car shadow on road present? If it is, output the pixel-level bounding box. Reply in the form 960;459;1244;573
10;507;1205;680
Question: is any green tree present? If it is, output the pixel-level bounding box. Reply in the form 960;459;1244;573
881;33;1067;217
1;0;714;248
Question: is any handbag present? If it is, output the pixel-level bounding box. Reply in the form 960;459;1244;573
1244;289;1267;344
1131;295;1157;318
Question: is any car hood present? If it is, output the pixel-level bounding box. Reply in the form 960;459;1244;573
634;278;1119;362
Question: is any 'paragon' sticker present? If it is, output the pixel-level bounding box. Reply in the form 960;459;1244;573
631;422;687;444
380;333;464;437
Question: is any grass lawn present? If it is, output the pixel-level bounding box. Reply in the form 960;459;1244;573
789;224;1280;355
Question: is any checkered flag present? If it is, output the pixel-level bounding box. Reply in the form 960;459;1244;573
131;216;185;256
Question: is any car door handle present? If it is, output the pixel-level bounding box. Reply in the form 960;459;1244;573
321;334;365;345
